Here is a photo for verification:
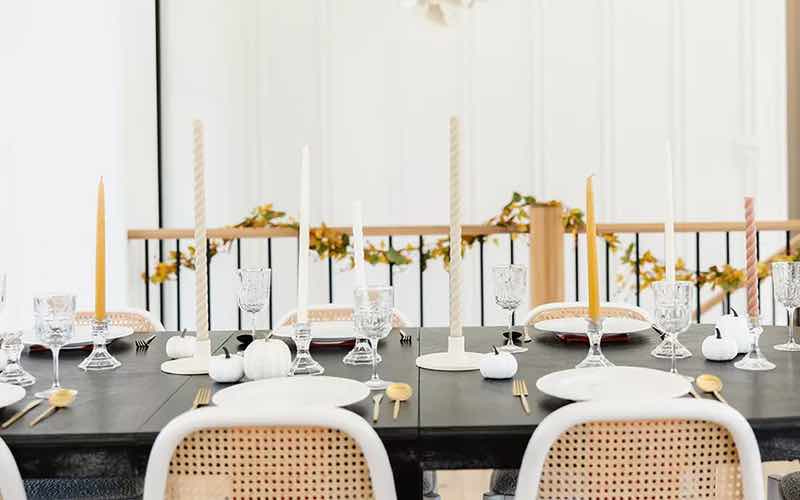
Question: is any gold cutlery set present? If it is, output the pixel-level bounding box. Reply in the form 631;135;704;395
372;383;413;422
191;387;212;410
512;379;530;414
2;389;77;429
693;374;729;404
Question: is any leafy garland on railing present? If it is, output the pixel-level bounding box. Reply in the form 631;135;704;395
145;193;602;283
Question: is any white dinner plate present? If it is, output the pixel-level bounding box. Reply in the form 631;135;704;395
534;316;651;336
271;322;356;342
212;376;370;409
536;366;690;401
0;383;25;409
23;325;134;350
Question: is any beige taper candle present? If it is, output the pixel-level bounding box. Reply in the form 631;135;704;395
192;119;209;341
449;117;463;338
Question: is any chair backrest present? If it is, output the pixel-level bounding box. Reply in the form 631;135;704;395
75;308;165;333
143;407;397;500
514;399;763;500
276;304;411;328
0;436;26;500
524;301;650;325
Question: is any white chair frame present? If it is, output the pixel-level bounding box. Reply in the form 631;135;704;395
514;399;764;500
75;307;165;332
0;436;26;500
143;406;397;500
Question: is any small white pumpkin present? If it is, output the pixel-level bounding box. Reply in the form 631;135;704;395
702;327;738;362
209;347;244;383
479;346;518;380
715;308;750;354
243;339;291;380
165;330;197;359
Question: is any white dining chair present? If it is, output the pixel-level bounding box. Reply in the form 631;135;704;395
0;436;26;500
275;303;412;329
75;308;165;333
143;406;397;500
514;399;764;500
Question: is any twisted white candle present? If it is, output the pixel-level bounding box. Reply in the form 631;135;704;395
664;142;676;282
449;117;462;338
352;201;367;289
192;119;209;342
297;145;310;324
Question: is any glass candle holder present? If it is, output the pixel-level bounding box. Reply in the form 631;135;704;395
78;318;122;371
734;316;776;371
288;322;324;376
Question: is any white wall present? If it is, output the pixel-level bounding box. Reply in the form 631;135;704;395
0;0;157;330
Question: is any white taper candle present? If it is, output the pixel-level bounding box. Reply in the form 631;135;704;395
297;145;311;324
449;117;463;338
664;142;676;282
352;201;367;289
192;119;209;342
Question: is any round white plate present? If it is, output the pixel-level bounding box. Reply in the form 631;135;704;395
213;376;370;409
534;316;651;336
0;383;25;409
536;366;690;401
23;325;134;350
271;322;356;342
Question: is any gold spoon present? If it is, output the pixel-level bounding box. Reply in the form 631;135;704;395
29;389;77;427
386;383;413;420
695;374;728;405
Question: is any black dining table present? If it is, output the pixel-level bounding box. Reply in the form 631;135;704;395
2;325;800;499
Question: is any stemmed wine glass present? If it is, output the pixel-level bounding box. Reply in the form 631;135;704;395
0;330;36;387
354;286;394;390
772;261;800;351
652;281;693;380
492;265;527;354
33;293;78;399
235;268;271;339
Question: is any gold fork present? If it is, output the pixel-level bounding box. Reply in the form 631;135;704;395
512;379;531;415
191;387;211;410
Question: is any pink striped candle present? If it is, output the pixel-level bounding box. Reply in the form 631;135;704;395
744;196;759;318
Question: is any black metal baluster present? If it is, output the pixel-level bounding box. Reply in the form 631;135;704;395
158;240;165;328
634;234;640;307
328;256;333;304
479;237;485;326
236;238;242;330
206;239;211;330
267;238;273;330
144;240;151;311
388;236;394;287
574;234;580;301
419;236;425;327
725;232;731;314
695;232;701;323
175;239;181;331
756;231;762;313
605;239;610;302
787;230;792;256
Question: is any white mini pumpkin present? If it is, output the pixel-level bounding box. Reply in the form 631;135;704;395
243;339;291;380
209;347;244;383
165;330;197;359
715;309;750;354
479;346;518;380
702;328;738;362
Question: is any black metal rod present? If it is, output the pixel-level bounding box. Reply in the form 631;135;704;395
787;230;792;256
725;232;731;314
605;239;610;302
328;256;333;304
479;237;485;327
144;240;150;311
236;238;242;331
175;239;181;331
419;236;425;327
634;233;640;307
267;238;273;330
574;234;580;301
154;0;166;329
206;239;211;330
756;231;762;310
388;236;394;287
695;232;701;323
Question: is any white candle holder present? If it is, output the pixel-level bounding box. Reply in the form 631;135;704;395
78;319;121;371
415;336;482;371
161;338;211;375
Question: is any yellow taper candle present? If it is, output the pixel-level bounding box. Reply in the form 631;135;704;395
95;177;106;321
586;175;600;321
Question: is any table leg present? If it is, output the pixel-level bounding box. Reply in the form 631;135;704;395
391;457;423;500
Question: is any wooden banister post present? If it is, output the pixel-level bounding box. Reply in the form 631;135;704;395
529;204;565;307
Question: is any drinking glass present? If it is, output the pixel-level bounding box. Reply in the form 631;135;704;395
772;261;800;351
0;330;35;387
235;268;271;339
492;265;527;354
652;281;693;380
354;286;394;390
33;293;78;399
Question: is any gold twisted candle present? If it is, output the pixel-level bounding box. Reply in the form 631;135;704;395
744;196;759;319
449;116;462;338
192;119;209;341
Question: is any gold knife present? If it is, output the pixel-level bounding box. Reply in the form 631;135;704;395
2;399;42;429
372;394;383;423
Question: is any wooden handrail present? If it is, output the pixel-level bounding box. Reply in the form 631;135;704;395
127;220;800;240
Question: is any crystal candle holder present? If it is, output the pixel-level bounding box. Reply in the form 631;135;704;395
734;316;776;371
78;319;122;371
288;322;324;376
576;317;614;369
